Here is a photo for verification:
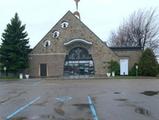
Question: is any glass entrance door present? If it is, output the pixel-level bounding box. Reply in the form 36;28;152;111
64;60;94;76
64;47;94;76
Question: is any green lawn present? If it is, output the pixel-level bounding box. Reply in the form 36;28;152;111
0;76;20;81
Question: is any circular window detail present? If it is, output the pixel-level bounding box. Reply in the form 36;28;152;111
43;40;51;47
52;31;60;38
61;21;69;28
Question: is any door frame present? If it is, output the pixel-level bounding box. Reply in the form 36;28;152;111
39;63;48;77
120;58;129;75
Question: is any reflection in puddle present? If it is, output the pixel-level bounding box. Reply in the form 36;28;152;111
141;91;159;96
119;100;152;118
11;117;27;120
40;115;55;119
114;92;121;94
54;107;65;116
135;107;151;116
0;91;26;104
73;103;89;111
73;103;89;107
29;115;55;120
114;98;128;101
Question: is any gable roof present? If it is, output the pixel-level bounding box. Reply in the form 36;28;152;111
31;11;73;51
32;10;110;49
30;10;117;59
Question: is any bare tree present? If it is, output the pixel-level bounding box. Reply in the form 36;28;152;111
108;8;159;52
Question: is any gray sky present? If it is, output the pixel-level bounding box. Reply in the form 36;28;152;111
0;0;159;48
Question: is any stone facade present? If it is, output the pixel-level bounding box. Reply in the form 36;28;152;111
29;11;141;77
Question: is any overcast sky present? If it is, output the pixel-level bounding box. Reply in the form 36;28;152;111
0;0;159;48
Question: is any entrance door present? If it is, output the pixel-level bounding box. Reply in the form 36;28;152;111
40;64;47;77
64;47;94;76
120;59;128;75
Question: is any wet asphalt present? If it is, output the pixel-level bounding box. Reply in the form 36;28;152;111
0;78;159;120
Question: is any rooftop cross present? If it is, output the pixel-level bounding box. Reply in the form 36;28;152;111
74;0;81;19
74;0;80;11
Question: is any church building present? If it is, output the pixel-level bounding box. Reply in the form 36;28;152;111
28;9;141;78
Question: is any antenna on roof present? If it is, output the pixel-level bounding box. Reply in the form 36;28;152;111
74;0;81;19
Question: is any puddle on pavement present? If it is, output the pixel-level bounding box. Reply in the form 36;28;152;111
73;103;89;107
11;117;27;120
114;98;128;101
73;103;89;111
91;96;97;103
40;115;55;119
73;118;88;120
0;91;27;104
114;92;121;94
141;91;159;96
29;115;55;120
54;107;65;116
135;107;151;116
0;97;11;104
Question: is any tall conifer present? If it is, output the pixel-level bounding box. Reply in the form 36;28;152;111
0;13;30;73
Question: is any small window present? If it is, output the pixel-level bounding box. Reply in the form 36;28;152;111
61;21;69;28
52;31;60;38
43;40;51;47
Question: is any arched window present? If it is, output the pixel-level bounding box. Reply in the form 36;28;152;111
68;47;91;60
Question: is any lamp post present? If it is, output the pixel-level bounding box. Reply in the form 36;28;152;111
3;66;7;77
135;65;138;76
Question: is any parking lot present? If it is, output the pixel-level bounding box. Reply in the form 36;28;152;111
0;78;159;120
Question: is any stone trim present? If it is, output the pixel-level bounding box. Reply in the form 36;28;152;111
64;39;92;46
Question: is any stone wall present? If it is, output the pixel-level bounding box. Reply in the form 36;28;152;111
29;54;65;77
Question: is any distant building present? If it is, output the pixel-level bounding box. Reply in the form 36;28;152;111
28;11;141;77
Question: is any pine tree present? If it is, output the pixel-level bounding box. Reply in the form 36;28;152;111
0;13;30;73
139;48;158;76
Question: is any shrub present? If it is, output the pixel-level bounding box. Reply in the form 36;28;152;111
108;60;120;75
138;48;158;76
129;63;138;76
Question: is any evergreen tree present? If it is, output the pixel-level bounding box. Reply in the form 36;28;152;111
139;48;158;76
0;13;30;73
